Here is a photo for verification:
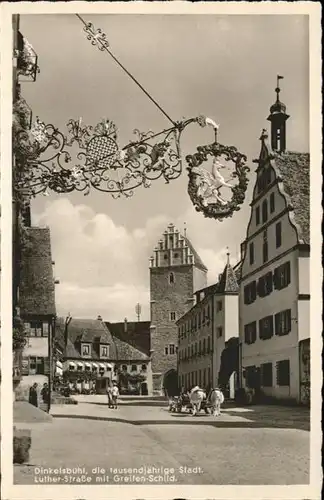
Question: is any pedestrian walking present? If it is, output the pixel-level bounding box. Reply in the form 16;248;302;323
29;383;38;407
111;381;119;409
40;382;49;404
106;383;113;408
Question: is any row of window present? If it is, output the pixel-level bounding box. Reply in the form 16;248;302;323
24;321;50;338
178;302;216;339
164;343;178;355
245;360;290;388
178;336;212;360
179;367;212;390
244;261;291;305
244;309;292;344
22;356;49;375
249;222;282;265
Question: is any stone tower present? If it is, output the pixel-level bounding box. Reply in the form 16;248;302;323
149;223;208;395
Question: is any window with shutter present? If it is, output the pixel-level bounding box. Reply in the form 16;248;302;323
259;315;274;340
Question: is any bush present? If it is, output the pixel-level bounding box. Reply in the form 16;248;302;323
13;427;31;464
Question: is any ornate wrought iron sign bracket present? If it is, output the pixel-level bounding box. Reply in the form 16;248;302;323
13;16;250;221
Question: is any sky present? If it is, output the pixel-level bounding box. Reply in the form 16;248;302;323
19;13;309;322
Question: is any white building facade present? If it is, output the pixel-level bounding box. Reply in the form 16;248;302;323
239;83;310;405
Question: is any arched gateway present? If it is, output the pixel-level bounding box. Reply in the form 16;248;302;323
162;369;179;397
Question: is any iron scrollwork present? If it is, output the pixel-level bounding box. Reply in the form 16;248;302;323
186;143;249;221
13;112;249;220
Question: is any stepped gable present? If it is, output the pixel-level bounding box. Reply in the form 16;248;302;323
273;151;310;245
19;227;56;316
106;321;151;357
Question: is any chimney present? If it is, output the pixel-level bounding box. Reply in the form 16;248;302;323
97;315;102;321
124;317;128;333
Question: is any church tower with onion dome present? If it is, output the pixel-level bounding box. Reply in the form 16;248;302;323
149;223;208;395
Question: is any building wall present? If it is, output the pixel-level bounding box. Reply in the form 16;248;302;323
239;151;308;403
178;295;213;390
150;264;206;392
212;294;239;391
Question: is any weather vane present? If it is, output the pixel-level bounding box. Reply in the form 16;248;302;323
13;16;250;221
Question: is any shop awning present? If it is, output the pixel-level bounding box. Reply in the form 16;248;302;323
85;363;91;368
99;363;105;369
106;363;113;369
77;362;84;367
92;363;99;369
56;361;63;368
69;362;76;367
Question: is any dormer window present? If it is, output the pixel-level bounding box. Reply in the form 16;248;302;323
100;345;109;358
81;343;91;357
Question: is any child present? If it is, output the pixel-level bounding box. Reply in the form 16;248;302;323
111;382;119;409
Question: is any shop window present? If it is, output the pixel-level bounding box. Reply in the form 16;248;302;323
131;364;137;372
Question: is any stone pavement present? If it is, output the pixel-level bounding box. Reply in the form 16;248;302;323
14;398;310;485
50;397;310;431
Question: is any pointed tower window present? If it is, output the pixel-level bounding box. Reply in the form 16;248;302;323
256;206;260;225
262;200;268;224
270;192;275;213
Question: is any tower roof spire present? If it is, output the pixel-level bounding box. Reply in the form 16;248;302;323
267;75;290;153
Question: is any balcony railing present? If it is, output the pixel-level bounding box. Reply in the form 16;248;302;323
16;31;40;82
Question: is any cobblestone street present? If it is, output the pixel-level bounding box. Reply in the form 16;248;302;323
14;398;310;485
